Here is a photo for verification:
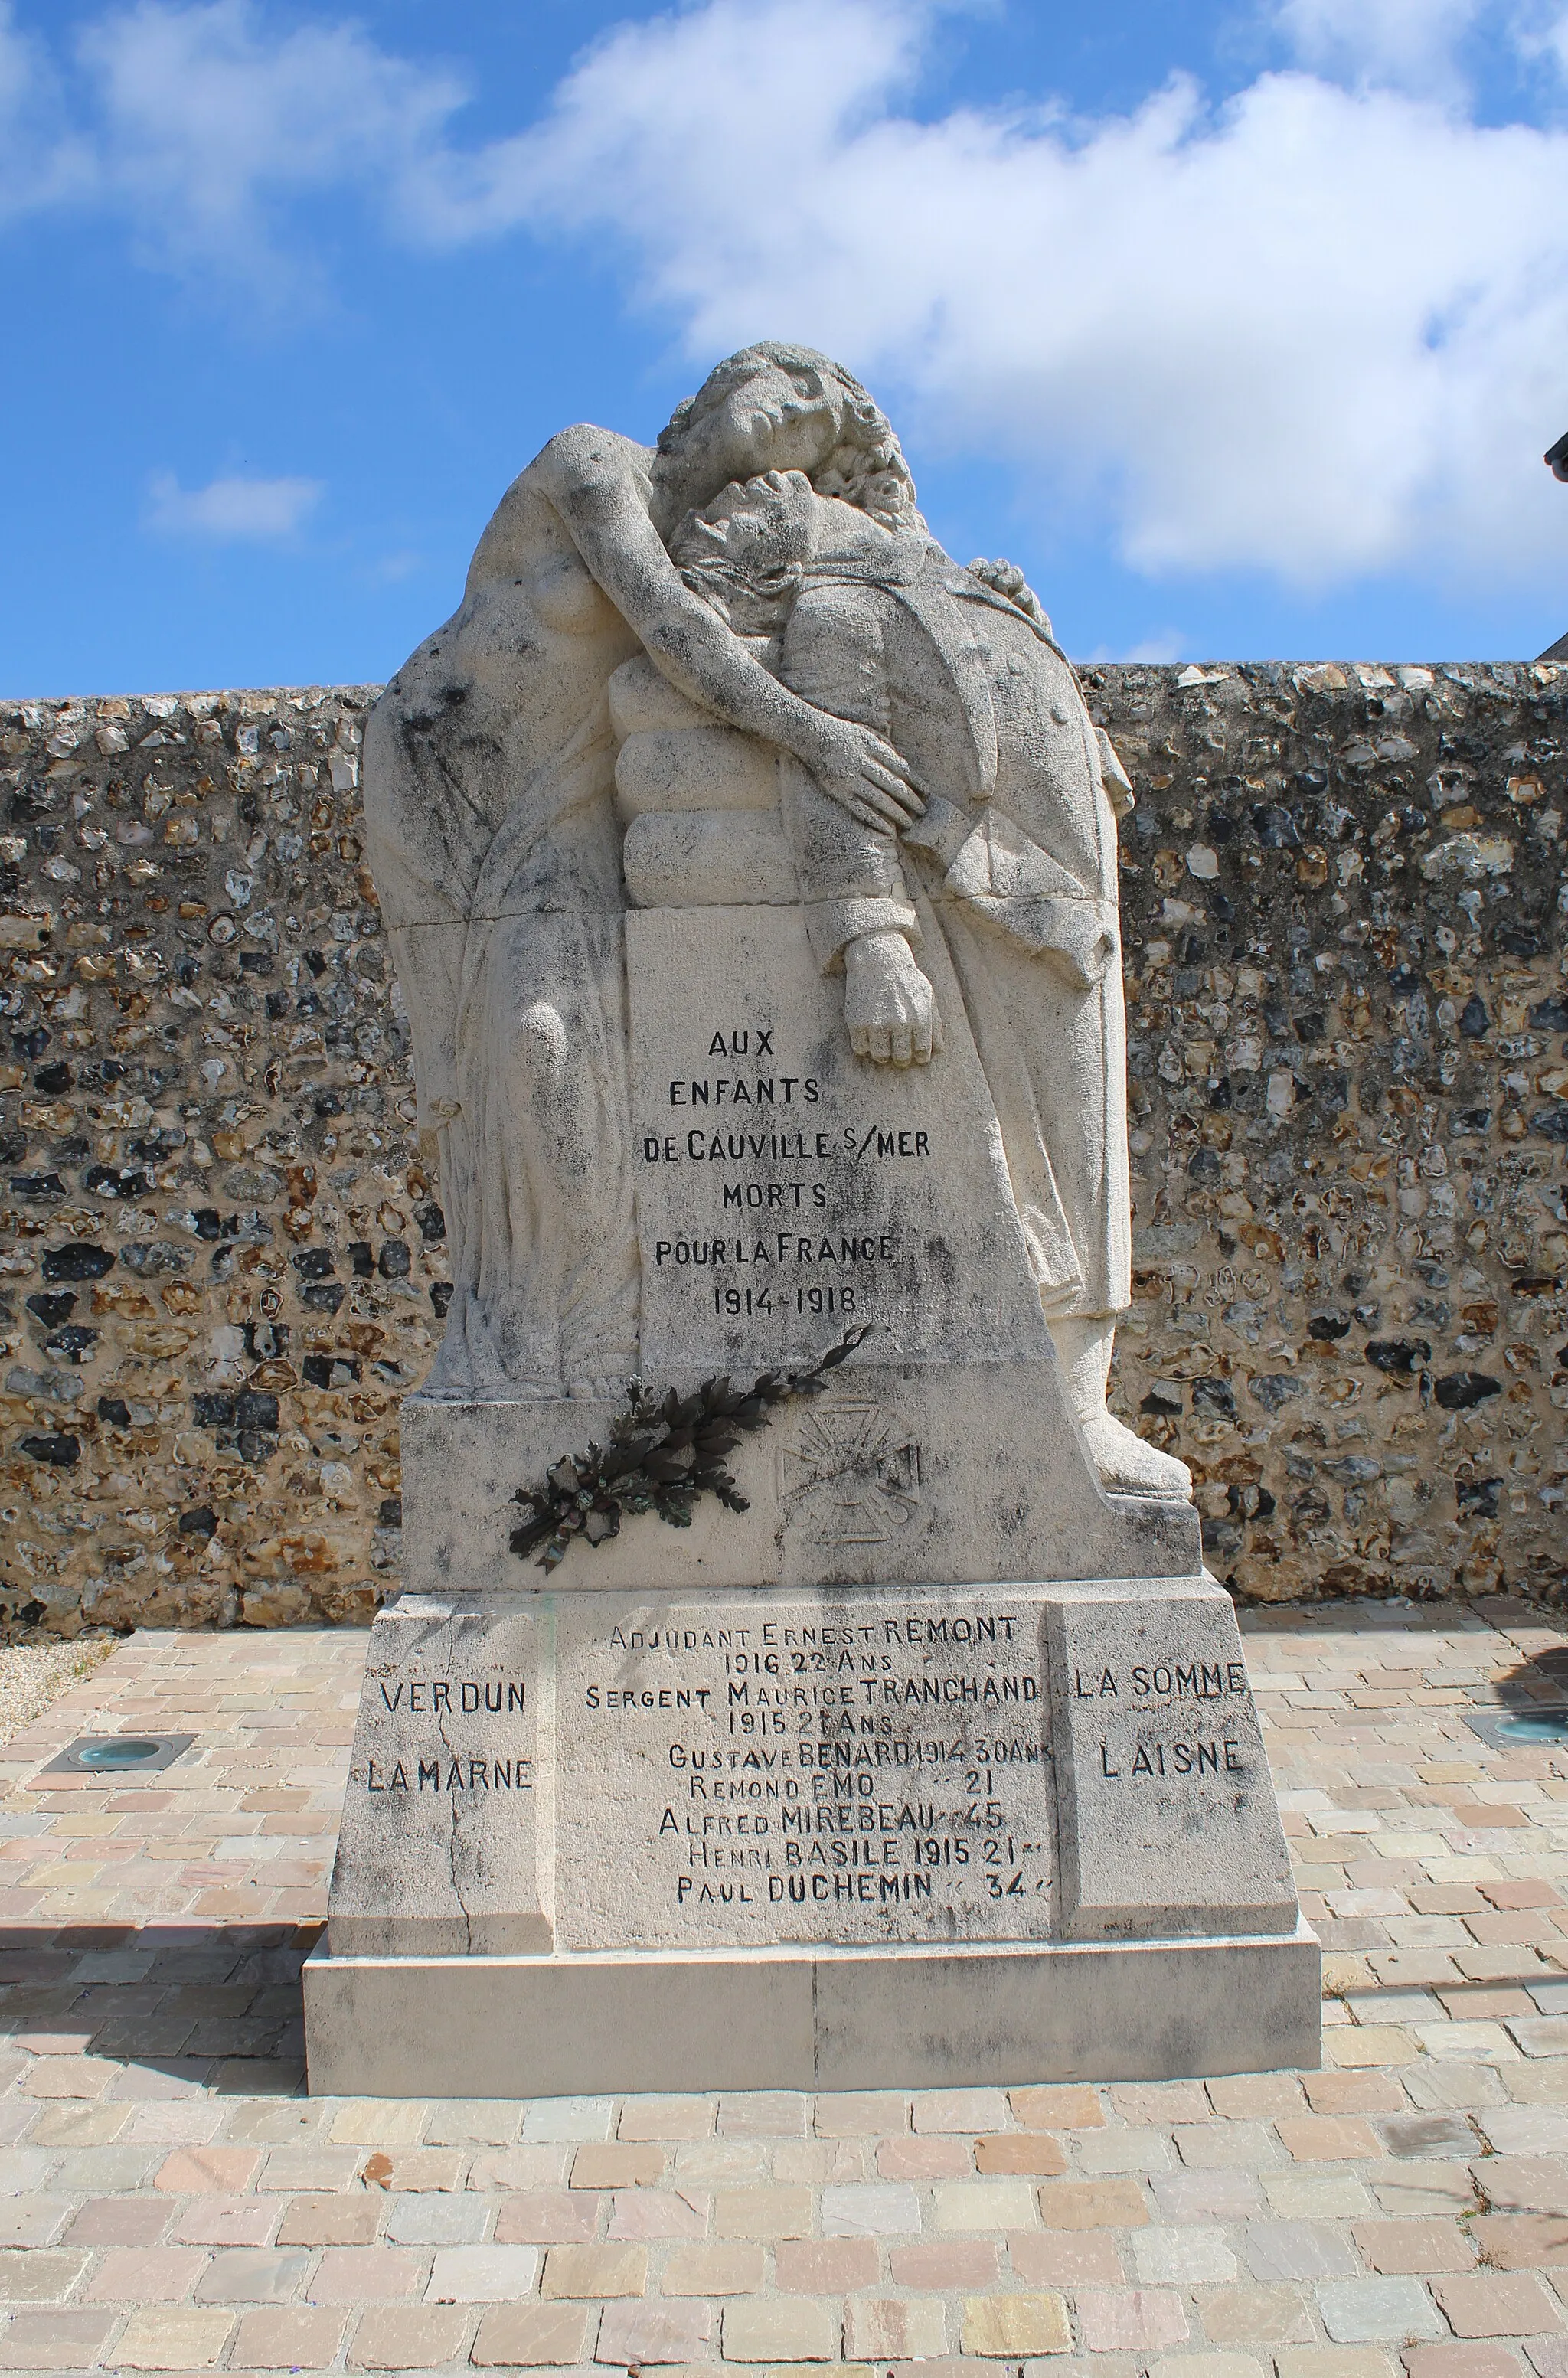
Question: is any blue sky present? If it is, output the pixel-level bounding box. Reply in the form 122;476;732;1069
2;0;1567;696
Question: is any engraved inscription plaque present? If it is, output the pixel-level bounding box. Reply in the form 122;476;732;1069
628;907;1055;1375
556;1591;1054;1951
1046;1596;1297;1942
329;1602;550;1957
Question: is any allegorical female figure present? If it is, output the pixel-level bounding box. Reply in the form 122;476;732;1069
364;343;1188;1498
364;346;925;1400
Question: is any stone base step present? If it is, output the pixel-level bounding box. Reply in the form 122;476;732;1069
302;1924;1321;2096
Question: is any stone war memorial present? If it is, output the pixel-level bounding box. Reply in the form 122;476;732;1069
305;344;1317;2095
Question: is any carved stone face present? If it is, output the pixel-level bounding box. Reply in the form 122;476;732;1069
652;364;841;517
667;470;821;635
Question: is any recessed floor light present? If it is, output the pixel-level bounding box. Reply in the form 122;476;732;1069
41;1733;195;1775
1465;1708;1568;1750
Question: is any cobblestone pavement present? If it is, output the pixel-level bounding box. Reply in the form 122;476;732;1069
0;1599;1563;2376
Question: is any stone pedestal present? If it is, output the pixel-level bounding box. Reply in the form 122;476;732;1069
309;892;1317;2094
306;1573;1318;2093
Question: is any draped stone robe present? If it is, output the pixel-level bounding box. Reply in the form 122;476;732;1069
771;542;1132;1324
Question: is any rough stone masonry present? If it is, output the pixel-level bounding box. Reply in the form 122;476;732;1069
0;658;1563;1632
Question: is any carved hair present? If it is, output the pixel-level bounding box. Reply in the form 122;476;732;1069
657;343;920;530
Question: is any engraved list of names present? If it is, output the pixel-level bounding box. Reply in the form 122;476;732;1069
556;1593;1054;1952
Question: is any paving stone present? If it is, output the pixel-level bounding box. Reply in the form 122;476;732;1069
1374;2115;1480;2160
1403;2066;1511;2115
1245;2221;1359;2281
1011;2086;1104;2129
813;2092;906;2138
716;2092;807;2138
959;2291;1073;2356
1351;2218;1475;2274
571;2140;664;2188
1037;2177;1148;2228
383;2193;492;2245
327;2102;427;2148
822;2181;921;2236
1132;2227;1240;2284
1209;2075;1306;2118
0;2241;89;2308
845;2295;949;2357
1074;2287;1189;2350
913;2088;1011;2133
1147;2357;1269;2378
114;2305;236;2369
597;2295;714;2363
520;2096;615;2144
276;2194;381;2246
346;2304;472;2370
193;2246;312;2303
424;2243;542;2301
889;2240;1000;2286
421;2100;522;2148
1468;2213;1568;2268
1303;2073;1406;2116
171;2200;279;2247
1371;2163;1484;2218
1152;2171;1269;2223
540;2242;648;2298
1277;2117;1384;2163
1316;2277;1446;2342
1432;2274;1567;2337
1472;2154;1568;2213
1404;2349;1529;2378
0;2199;73;2249
722;2297;838;2360
1172;2121;1282;2171
1274;2354;1400;2378
229;2306;347;2370
876;2135;972;2177
0;2308;121;2370
975;2132;1069;2174
606;2187;707;2241
469;2301;593;2367
776;2239;878;2291
1509;2019;1568;2058
1081;2125;1178;2173
82;2246;207;2302
466;2145;574;2191
662;2241;766;2294
713;2185;813;2239
1198;2285;1317;2346
930;2178;1039;2230
1479;2109;1568;2155
307;2246;423;2303
491;2187;599;2243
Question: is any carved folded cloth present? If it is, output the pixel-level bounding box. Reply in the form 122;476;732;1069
904;797;1119;987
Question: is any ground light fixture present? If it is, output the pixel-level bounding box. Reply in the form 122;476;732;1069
42;1733;194;1774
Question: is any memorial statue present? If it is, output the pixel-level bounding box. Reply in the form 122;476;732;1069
364;342;1190;1500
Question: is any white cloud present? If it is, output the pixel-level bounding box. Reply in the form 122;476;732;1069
0;0;92;220
1272;0;1487;96
77;0;466;287
145;469;322;539
7;0;1568;597
437;0;1568;594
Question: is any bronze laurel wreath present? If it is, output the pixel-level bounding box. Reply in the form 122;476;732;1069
509;1325;871;1572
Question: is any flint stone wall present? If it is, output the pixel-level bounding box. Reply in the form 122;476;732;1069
0;659;1563;1632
